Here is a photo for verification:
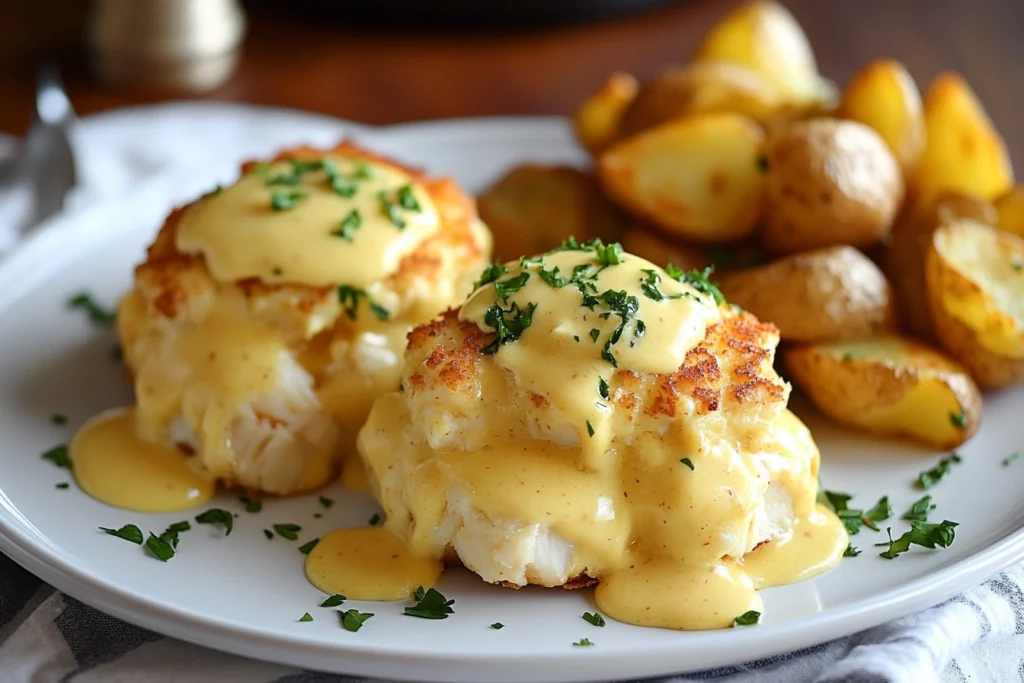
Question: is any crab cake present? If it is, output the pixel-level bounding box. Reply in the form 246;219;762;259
116;143;491;495
358;241;845;630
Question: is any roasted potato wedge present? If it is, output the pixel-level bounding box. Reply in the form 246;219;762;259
885;193;997;339
619;62;783;138
597;113;765;243
620;227;711;272
477;165;626;263
718;246;897;342
911;72;1014;201
840;59;925;174
573;71;639;155
692;0;833;108
784;335;982;449
761;118;903;254
995;185;1024;239
925;219;1024;389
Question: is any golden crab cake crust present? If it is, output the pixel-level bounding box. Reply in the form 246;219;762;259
359;299;820;590
117;142;492;494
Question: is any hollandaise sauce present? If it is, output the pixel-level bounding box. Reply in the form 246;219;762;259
348;242;848;631
71;408;214;513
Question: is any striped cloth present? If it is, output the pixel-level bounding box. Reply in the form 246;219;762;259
2;102;1024;682
2;553;1023;682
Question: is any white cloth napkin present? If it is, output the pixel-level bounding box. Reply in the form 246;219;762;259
0;102;1022;683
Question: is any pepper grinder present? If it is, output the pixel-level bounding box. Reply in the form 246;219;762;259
86;0;247;93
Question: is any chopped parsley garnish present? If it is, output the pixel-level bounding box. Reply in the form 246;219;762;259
915;453;961;490
353;162;374;179
263;529;274;540
598;376;610;400
680;458;695;471
298;538;320;555
733;610;761;626
490;622;504;630
820;490;890;535
378;191;406;229
239;495;262;513
340;609;374;632
337;285;389;321
582;612;606;627
313;513;323;519
100;524;143;545
68;292;116;325
332;209;362;241
51;413;67;425
756;155;769;172
270;190;306;211
396;184;421;211
589;328;600;343
404;586;455;619
876;521;959;559
55;482;69;489
473;263;509;290
665;264;726;305
902;495;936;522
639;269;675;302
844;545;861;557
369;513;382;526
158;521;190;549
266;170;301;186
319;496;334;509
538;265;567;288
480;302;536;354
41;444;71;469
320;594;346;608
1004;453;1021;467
195;508;234;536
299;613;313;622
273;523;302;541
842;352;857;361
493;272;531;303
594;242;623;266
949;410;967;429
145;532;175;561
573;638;595;647
1013;259;1024;272
586;420;595;438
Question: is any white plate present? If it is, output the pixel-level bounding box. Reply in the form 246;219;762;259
0;113;1022;683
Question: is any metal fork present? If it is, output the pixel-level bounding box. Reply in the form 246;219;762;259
16;63;78;230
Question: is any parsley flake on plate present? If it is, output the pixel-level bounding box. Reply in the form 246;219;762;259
195;508;234;535
876;520;959;559
582;612;606;627
41;444;71;469
902;495;936;522
340;609;374;632
319;496;334;509
915;453;961;490
145;533;175;562
273;523;302;541
55;482;69;490
263;529;274;540
368;513;382;526
404;586;455;619
50;413;67;425
1003;453;1021;467
239;495;262;513
321;594;346;608
299;538;320;555
299;613;313;622
573;638;594;647
844;545;861;557
490;622;504;630
68;292;116;325
733;610;761;626
99;524;143;545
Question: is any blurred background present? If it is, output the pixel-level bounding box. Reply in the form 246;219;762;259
0;0;1020;166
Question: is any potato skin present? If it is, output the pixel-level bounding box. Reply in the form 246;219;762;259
619;62;783;138
573;71;639;155
885;193;997;340
477;165;626;263
925;220;1024;389
762;118;904;254
783;335;982;450
718;245;897;343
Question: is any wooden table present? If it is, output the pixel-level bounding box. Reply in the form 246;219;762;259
1;0;1022;166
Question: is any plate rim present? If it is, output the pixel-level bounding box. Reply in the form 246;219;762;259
0;110;1022;682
